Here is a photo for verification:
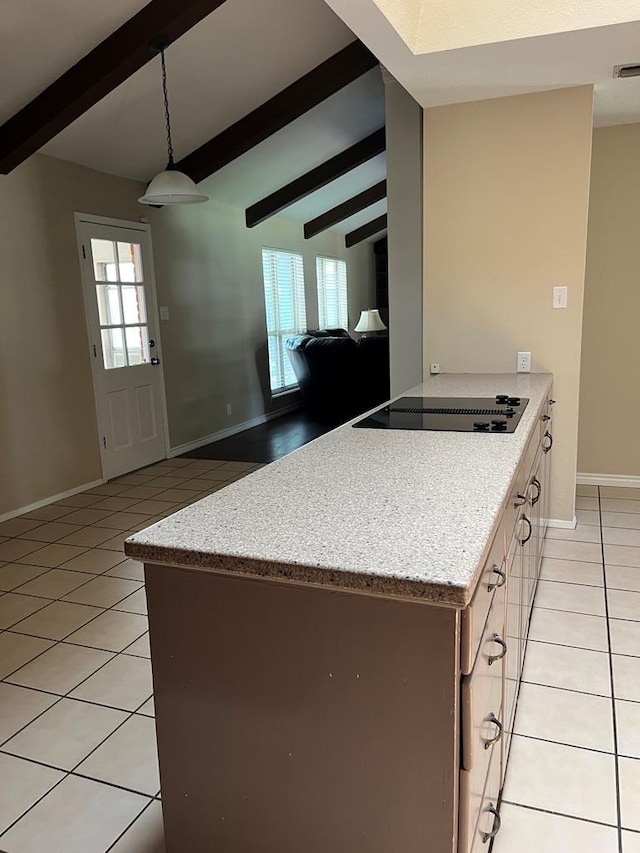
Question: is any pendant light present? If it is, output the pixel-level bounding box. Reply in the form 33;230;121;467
139;41;208;206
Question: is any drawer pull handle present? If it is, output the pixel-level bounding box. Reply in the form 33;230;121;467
487;565;506;592
481;803;502;843
520;514;532;545
488;633;507;665
514;492;527;507
530;477;541;506
483;713;503;749
542;430;553;453
541;414;551;422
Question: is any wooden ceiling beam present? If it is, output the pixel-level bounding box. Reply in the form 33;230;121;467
303;180;386;239
0;0;230;175
246;128;385;228
345;214;388;248
177;40;378;184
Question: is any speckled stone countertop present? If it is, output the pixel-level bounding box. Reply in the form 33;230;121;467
126;373;552;607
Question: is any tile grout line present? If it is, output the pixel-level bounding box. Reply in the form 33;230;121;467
0;681;154;717
597;485;624;853
500;798;619;831
0;458;253;847
103;797;157;852
520;674;640;707
512;731;615;757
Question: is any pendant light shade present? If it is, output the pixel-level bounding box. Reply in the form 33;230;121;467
138;167;208;205
138;43;208;207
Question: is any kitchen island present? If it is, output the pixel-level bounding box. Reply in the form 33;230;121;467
126;373;554;853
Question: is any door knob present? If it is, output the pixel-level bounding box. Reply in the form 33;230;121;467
150;357;160;365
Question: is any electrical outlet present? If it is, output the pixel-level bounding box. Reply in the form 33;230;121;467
517;351;531;373
226;403;232;416
430;362;440;375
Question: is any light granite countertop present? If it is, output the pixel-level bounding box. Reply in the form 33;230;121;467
126;373;552;607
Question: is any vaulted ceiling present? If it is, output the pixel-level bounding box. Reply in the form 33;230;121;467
0;0;388;241
7;0;640;247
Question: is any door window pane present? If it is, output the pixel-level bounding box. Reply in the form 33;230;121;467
125;326;150;365
121;286;147;324
91;239;118;282
95;285;122;326
117;242;143;282
101;328;126;369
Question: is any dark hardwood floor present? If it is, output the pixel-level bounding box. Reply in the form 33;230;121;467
180;409;346;464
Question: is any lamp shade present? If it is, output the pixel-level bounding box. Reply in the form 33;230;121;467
138;169;209;205
354;309;387;332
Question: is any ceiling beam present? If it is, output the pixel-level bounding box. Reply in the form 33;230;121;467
177;40;378;184
304;180;386;239
246;128;385;228
345;214;388;248
0;0;230;175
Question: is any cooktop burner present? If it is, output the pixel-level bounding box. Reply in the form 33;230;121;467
353;396;529;433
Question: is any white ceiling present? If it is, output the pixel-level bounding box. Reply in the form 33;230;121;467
369;0;640;55
2;0;386;231
201;69;385;212
0;0;149;124
40;0;356;181
16;0;640;241
325;0;640;127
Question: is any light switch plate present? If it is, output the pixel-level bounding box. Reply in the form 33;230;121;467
552;286;568;309
159;306;170;321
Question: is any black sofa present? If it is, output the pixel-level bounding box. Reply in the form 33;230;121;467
285;328;390;421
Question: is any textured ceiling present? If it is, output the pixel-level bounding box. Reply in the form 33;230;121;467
325;0;640;127
371;0;640;54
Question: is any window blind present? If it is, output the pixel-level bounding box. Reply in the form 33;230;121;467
316;257;348;330
262;248;307;393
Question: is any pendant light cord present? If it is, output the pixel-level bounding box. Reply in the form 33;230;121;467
160;49;175;168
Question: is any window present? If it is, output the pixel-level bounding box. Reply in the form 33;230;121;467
91;238;150;369
316;257;348;330
262;248;307;393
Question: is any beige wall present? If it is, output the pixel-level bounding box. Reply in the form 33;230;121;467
422;86;594;522
579;124;640;478
0;154;375;517
384;71;423;396
0;154;144;518
148;201;375;450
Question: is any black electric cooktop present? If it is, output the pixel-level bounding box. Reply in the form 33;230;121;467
353;395;529;433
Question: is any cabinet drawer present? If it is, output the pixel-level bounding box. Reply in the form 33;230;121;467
539;397;553;443
469;742;502;853
506;430;539;540
461;584;506;774
459;581;506;852
461;518;506;675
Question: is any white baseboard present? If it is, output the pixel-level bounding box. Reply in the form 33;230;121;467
168;404;301;458
546;517;578;530
0;478;106;523
577;472;640;488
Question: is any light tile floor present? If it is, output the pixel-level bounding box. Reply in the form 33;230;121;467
0;457;259;853
494;484;640;853
0;476;638;851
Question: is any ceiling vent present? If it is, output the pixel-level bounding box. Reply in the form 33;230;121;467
613;63;640;78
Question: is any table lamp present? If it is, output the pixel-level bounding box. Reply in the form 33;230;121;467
354;309;387;336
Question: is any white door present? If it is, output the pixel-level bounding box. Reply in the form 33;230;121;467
75;214;168;481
